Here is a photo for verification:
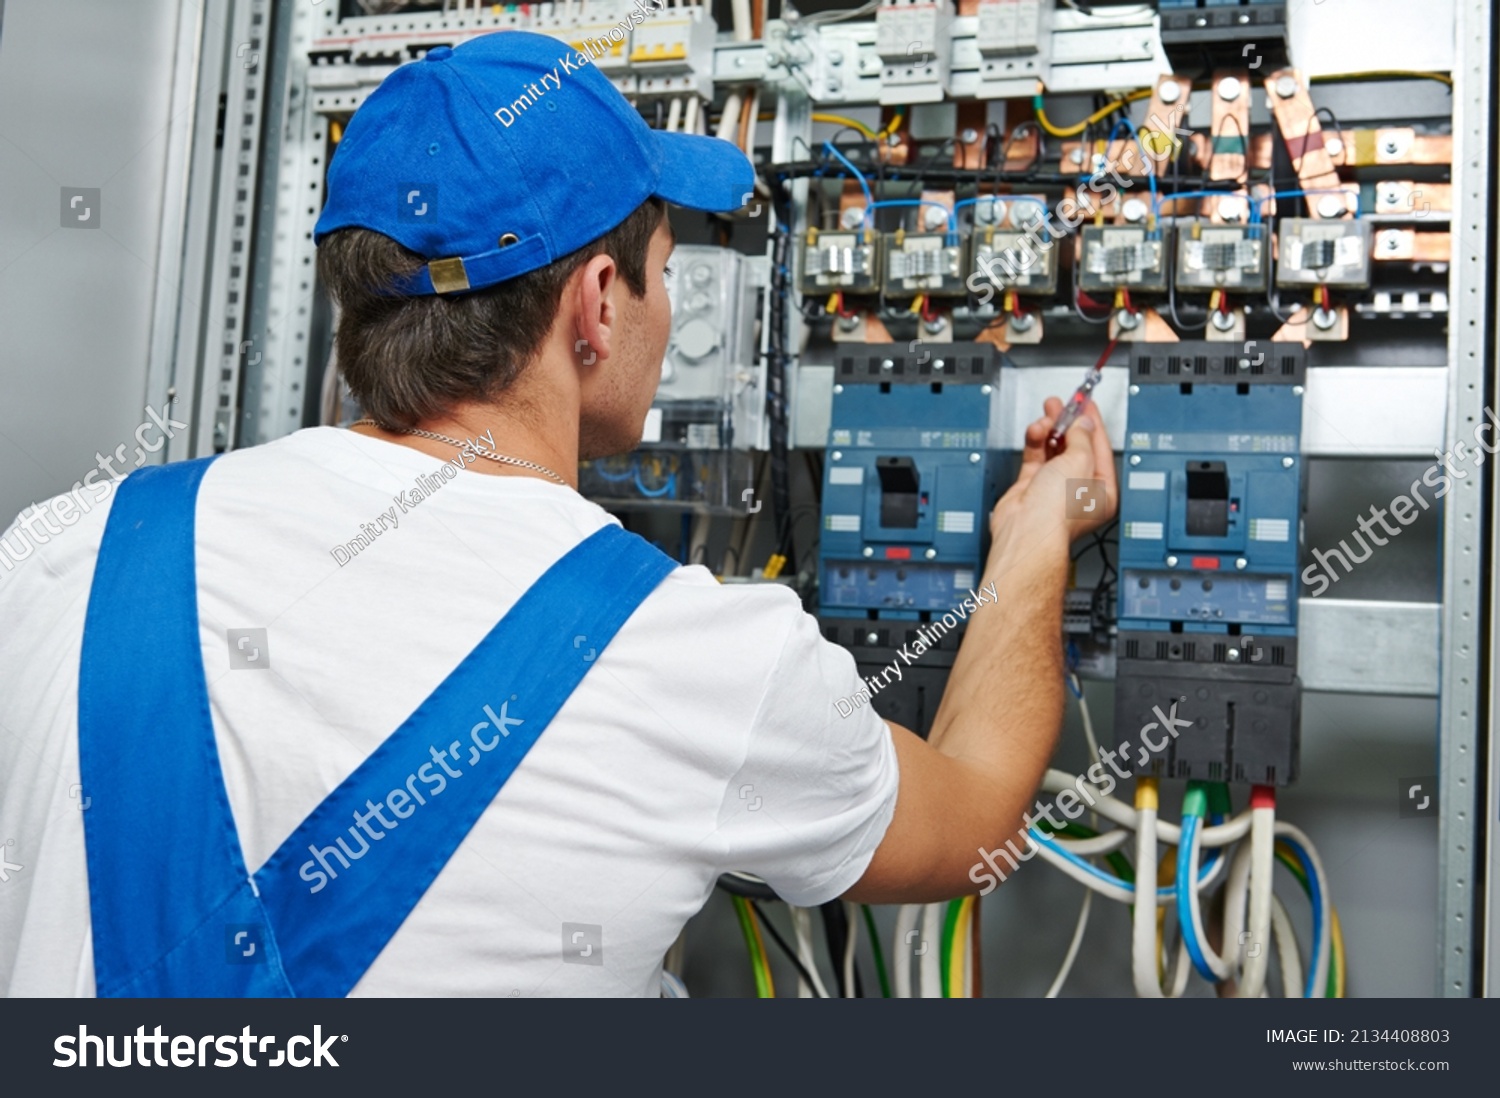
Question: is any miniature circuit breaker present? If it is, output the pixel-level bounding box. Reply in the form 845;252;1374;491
629;3;716;99
817;342;1012;736
875;0;956;105
975;0;1051;91
1112;342;1307;786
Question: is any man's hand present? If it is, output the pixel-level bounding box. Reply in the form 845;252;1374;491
989;396;1117;550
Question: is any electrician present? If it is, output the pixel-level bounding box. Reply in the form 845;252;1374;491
0;31;1116;996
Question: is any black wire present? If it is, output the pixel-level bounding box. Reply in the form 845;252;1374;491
767;180;796;561
819;900;861;997
748;901;829;997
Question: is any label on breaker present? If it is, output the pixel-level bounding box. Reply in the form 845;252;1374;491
1128;471;1167;491
1125;521;1164;540
829;466;864;485
1249;517;1290;542
642;407;663;444
825;514;861;533
938;511;976;534
685;424;720;449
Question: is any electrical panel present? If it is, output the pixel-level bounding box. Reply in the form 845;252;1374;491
1275;218;1373;289
1112;342;1306;786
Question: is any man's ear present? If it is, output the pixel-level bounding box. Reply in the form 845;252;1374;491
571;253;620;366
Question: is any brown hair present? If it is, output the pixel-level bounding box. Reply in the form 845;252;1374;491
318;198;665;428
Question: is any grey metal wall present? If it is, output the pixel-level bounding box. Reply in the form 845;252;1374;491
0;0;184;528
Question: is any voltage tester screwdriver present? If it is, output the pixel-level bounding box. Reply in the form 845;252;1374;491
1045;336;1118;458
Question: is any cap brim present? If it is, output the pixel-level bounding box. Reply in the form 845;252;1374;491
651;131;757;214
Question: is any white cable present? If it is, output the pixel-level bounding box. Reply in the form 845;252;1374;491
716;90;743;143
842;901;859;998
730;0;753;41
1275;821;1331;998
1071;674;1101;763
1131;801;1163;997
1269;893;1303;998
1240;804;1276;997
892;904;919;998
919;903;943;998
683;95;700;136
741;87;761;155
660;970;689;998
789;906;830;999
1031;835;1134;903
665;96;683;134
1045;889;1092;998
1040;769;1253;846
1054;830;1131;856
1167;930;1192;998
1221;838;1254;986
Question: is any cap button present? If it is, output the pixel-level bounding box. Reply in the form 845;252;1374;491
425;46;453;61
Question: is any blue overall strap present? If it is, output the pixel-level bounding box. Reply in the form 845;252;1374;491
80;456;677;997
256;520;676;997
80;456;295;997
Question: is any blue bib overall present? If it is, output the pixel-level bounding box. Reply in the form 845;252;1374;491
77;457;675;996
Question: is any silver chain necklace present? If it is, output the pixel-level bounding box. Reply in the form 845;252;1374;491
352;419;570;486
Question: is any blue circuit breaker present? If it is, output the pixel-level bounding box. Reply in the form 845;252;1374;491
817;342;1011;735
1112;342;1306;785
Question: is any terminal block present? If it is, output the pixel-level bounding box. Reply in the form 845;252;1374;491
1275;218;1372;288
876;0;955;105
1175;221;1268;292
1112;342;1307;786
1079;225;1167;292
885;233;966;296
800;230;880;294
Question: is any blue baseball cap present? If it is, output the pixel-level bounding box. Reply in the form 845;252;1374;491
314;30;755;295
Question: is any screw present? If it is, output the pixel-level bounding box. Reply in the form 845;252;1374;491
1116;308;1140;331
969;452;981;464
832;450;843;461
840;206;866;230
1068;148;1084;165
980;383;993;395
838;314;861;332
1312;306;1338;331
1325;136;1343;157
1166;555;1179;568
1274;75;1298;99
1216;76;1242;102
1236;558;1248;570
924;548;937;560
1158;81;1182;104
934;359;947;370
1009;312;1036;333
827;48;844;66
1383;138;1400;156
1292;385;1304;396
1316;194;1346;219
1282;456;1295;468
865;631;879;644
1129;454;1142;466
1211;310;1236;332
1227;647;1241;662
1383;234;1402;252
960;127;979;145
923;317;945;334
862;546;874;558
833;383;844;394
1129;384;1140;396
881;358;894;371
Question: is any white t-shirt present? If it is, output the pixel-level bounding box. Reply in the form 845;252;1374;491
0;427;897;997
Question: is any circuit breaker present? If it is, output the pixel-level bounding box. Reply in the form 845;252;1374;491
818;342;1011;736
1112;342;1306;786
876;0;955;105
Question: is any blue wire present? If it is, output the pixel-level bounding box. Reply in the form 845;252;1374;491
592;458;637;483
1112;118;1158;227
633;470;676;498
1031;830;1219;900
1177;814;1220;981
1281;837;1325;997
823;140;873;210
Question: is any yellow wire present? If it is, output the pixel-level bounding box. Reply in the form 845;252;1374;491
879;110;905;138
1034;88;1152;138
909;293;926;315
812;113;879;141
1310;70;1452;87
950;896;975;997
1331;904;1346;997
747;904;775;998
